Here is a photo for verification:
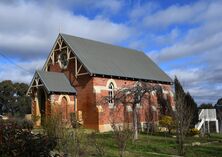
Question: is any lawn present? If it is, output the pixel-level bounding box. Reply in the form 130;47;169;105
2;118;222;157
93;132;222;157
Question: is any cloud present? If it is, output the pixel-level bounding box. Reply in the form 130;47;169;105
168;68;201;84
0;59;44;83
148;6;222;62
139;0;222;104
142;1;222;28
156;31;222;62
0;1;131;58
154;28;180;46
167;66;222;104
0;0;222;105
30;0;123;14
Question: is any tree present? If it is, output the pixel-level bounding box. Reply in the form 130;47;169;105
110;117;133;157
185;92;198;128
174;77;195;155
216;98;222;106
199;103;214;109
215;98;222;133
100;81;159;140
156;89;174;116
0;80;31;116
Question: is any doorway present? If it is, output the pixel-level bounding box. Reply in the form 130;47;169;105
38;87;47;125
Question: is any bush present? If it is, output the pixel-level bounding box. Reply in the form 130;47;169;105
22;119;34;130
0;119;56;157
43;112;64;139
88;132;106;157
159;115;175;134
70;112;81;128
16;119;34;130
189;128;200;136
111;123;133;157
43;112;89;156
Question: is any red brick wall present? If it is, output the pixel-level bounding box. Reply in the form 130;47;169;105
93;77;174;128
48;57;98;130
45;51;174;131
52;94;75;121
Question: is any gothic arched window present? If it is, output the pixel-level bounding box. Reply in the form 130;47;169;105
108;83;114;104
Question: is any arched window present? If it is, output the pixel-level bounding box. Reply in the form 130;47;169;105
61;96;68;120
108;83;114;104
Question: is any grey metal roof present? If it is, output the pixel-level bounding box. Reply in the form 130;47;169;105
61;33;172;83
37;70;76;94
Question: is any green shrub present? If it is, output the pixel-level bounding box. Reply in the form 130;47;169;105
42;112;64;139
88;132;106;157
159;115;175;134
22;119;34;130
0;119;56;157
70;112;81;128
42;112;85;156
15;119;34;130
189;128;200;136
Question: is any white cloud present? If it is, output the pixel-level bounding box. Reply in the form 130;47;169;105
149;13;222;62
1;0;222;105
29;0;123;14
142;1;222;28
166;66;222;104
156;31;222;62
0;0;131;84
168;68;201;84
0;1;131;57
140;1;222;104
0;59;44;83
154;28;180;46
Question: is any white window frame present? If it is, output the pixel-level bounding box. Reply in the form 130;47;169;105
108;82;115;108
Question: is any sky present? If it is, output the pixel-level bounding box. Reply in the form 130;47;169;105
0;0;222;105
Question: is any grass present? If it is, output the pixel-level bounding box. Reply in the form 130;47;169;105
33;128;222;157
94;132;222;157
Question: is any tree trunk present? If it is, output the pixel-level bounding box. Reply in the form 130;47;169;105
168;128;171;134
177;122;185;156
133;106;138;140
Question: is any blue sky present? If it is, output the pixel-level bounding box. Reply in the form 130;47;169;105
0;0;222;105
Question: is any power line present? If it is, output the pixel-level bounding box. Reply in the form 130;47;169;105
0;51;31;74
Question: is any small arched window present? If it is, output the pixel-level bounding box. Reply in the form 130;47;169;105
108;83;114;104
61;96;68;120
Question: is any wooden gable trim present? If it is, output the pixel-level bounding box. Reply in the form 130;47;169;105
26;72;45;96
42;34;91;78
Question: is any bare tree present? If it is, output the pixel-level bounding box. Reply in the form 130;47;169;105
174;77;195;155
110;114;133;157
100;81;159;140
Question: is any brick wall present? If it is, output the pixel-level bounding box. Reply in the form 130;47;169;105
48;56;98;130
93;77;174;132
43;51;174;132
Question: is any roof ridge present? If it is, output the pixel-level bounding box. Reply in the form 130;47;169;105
57;33;172;83
60;33;144;54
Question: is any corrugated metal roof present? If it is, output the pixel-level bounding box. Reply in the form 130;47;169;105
37;70;76;94
61;33;172;83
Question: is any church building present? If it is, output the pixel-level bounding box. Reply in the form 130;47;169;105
27;33;174;132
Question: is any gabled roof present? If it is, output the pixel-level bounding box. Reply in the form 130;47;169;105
27;71;76;94
61;33;172;83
